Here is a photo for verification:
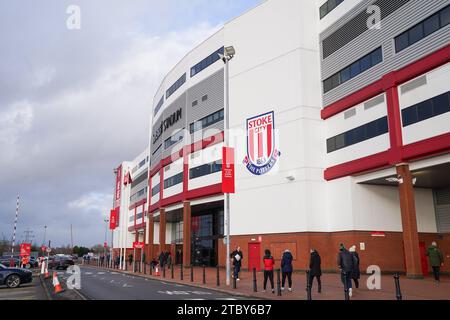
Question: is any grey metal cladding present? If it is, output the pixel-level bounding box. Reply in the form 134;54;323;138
161;92;187;159
130;179;147;198
151;113;163;150
187;69;224;124
321;0;411;59
321;0;450;107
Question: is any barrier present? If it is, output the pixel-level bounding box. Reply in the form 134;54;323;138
276;269;282;296
306;270;312;300
252;268;257;292
394;274;402;300
202;265;206;284
216;266;220;286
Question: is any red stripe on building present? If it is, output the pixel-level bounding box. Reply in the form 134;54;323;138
267;124;272;158
258;131;263;158
249;129;255;162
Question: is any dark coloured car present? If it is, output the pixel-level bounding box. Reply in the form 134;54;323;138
0;263;33;288
48;256;74;270
0;257;20;267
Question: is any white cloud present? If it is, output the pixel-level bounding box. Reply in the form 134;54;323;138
68;192;111;215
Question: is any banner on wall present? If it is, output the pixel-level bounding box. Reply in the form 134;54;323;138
222;147;235;194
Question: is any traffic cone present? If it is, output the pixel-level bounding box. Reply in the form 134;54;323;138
40;260;45;275
155;266;160;276
52;272;63;294
44;262;49;279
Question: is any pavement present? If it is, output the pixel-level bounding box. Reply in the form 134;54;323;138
75;265;248;300
87;262;450;300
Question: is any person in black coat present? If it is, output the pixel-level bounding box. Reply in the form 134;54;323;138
309;249;322;293
349;245;360;289
281;250;293;291
230;246;243;281
337;244;354;297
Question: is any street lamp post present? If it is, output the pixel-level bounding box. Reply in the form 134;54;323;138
104;219;109;266
219;46;235;286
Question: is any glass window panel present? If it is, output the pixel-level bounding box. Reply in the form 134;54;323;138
440;5;450;27
331;73;340;88
327;138;336;153
395;32;409;52
365;120;378;139
335;134;345;150
323;77;333;93
423;14;440;36
340;67;351;83
377;117;388;134
432;92;450;116
320;3;328;19
360;55;372;72
417;100;433;121
371;48;383;65
350;61;360;78
408;23;424;45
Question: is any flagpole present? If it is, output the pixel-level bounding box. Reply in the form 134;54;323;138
11;195;20;267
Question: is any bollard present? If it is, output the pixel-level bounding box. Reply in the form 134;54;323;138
180;263;184;281
232;274;237;289
149;263;152;275
216;265;220;286
306;270;312;301
144;263;147;274
342;270;350;301
203;265;206;284
252;268;257;292
190;264;194;282
394;274;402;300
276;269;282;296
171;264;174;279
163;264;166;278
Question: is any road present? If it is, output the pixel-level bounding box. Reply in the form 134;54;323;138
0;275;47;300
74;265;247;300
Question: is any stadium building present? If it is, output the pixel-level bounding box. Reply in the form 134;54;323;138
113;0;450;277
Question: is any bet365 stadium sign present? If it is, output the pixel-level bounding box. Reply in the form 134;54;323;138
243;111;281;176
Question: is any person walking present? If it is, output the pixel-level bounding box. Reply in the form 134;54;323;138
349;245;361;289
281;249;293;292
128;254;133;267
426;242;444;284
158;251;166;269
262;249;275;293
337;244;354;297
309;249;322;293
230;246;243;281
166;252;172;269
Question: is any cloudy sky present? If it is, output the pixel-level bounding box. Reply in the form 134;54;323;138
0;0;260;248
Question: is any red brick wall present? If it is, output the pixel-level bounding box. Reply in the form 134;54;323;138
217;231;450;274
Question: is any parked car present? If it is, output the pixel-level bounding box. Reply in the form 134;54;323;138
0;257;20;267
0;263;33;288
48;255;74;270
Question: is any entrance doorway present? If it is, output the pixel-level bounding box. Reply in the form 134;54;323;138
419;242;429;277
248;243;261;272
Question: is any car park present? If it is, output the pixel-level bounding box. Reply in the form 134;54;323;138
0;263;33;288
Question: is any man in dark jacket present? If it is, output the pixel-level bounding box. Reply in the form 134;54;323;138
230;246;243;281
309;249;322;293
337;244;354;297
158;251;166;269
281;250;293;292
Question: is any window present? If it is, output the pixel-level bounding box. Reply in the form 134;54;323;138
323;47;382;93
164;172;183;189
192;100;198;107
189;109;224;134
152;144;162;156
151;184;160;197
166;73;186;99
202;94;208;102
326;116;389;153
189;161;222;180
191;47;224;77
401;91;450;127
164;129;184;149
138;159;146;168
154;96;164;116
395;5;450;53
319;0;344;19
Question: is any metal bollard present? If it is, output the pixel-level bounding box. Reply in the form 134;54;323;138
149;263;152;275
216;265;220;286
394;274;402;300
144;263;147;274
203;265;206;284
171;264;174;279
180;263;184;281
190;264;194;282
163;265;166;278
232;274;237;289
306;270;312;301
343;270;350;301
276;269;282;296
252;268;257;292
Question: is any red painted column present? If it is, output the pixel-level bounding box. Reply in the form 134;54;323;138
159;208;166;253
397;163;423;279
148;213;154;260
182;201;191;266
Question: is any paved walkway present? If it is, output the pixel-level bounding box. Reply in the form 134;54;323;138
88;262;450;300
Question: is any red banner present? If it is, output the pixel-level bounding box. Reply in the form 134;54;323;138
20;243;31;257
222;147;235;194
104;242;108;248
133;242;144;249
115;165;122;206
109;208;118;230
41;245;47;252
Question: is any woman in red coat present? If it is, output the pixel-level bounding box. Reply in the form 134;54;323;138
262;249;275;293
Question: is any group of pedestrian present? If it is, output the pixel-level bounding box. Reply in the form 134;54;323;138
337;244;360;297
158;250;172;269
